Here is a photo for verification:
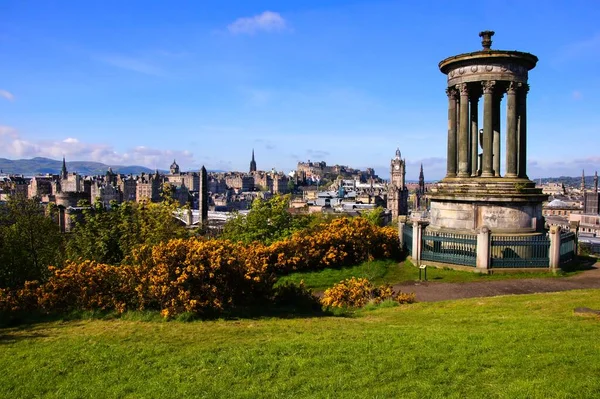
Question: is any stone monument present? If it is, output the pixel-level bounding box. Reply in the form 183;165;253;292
428;31;547;234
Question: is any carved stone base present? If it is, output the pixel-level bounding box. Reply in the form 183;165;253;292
428;177;548;234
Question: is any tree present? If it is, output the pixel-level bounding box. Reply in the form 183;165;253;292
361;206;385;227
0;195;63;288
66;199;189;265
221;194;313;244
287;179;296;193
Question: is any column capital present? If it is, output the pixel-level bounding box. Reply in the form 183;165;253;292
520;83;530;95
446;87;458;99
482;80;496;94
456;83;469;96
507;81;521;94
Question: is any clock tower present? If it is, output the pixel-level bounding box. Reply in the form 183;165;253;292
390;148;405;189
387;148;409;219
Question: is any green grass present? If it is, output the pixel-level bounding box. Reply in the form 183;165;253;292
2;290;600;398
275;259;582;291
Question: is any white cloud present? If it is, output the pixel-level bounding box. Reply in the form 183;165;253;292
0;89;14;102
526;157;600;179
227;11;287;35
0;125;18;138
558;33;600;63
0;127;198;170
96;54;163;76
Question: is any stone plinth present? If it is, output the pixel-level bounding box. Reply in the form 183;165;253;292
428;177;547;234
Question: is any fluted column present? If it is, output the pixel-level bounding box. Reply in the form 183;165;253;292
458;83;470;177
493;93;502;176
470;95;479;176
481;81;495;177
517;84;529;178
505;82;519;178
446;87;458;177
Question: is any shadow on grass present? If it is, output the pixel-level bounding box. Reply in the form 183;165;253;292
0;297;346;332
561;255;598;273
0;330;49;345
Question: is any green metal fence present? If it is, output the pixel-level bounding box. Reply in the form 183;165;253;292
403;224;413;256
579;242;600;256
490;235;549;268
421;230;477;266
559;232;576;265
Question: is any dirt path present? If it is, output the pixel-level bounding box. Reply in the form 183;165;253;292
392;266;600;302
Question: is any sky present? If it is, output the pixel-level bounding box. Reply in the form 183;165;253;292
1;0;599;180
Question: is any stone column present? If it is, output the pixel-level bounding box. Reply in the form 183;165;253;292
493;93;502;176
505;82;519;178
517;84;529;178
458;83;470;177
549;225;561;270
476;226;490;271
481;81;495;177
470;95;479;176
446;88;458;177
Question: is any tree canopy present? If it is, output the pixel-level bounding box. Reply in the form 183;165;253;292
221;195;313;244
0;195;63;288
66;199;189;265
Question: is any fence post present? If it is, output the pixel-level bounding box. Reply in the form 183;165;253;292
569;220;580;255
476;226;490;270
549;225;561;270
398;220;405;248
412;222;421;265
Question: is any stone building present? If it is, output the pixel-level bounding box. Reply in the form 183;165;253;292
164;159;200;191
224;173;254;192
118;175;137;202
28;176;57;199
136;171;162;202
208;175;228;194
90;180;122;207
0;174;29;200
272;172;289;194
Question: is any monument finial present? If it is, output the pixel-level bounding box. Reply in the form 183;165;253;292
479;30;495;50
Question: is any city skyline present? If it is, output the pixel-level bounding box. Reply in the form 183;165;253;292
1;1;599;180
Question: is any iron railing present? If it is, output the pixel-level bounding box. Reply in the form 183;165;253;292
559;232;576;264
490;234;550;268
403;224;413;256
421;230;477;267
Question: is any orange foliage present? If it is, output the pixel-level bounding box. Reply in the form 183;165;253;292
0;218;401;318
321;277;416;308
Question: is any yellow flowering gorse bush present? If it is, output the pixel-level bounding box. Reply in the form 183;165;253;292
321;277;416;308
0;217;401;318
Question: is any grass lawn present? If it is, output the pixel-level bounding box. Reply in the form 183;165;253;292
1;290;600;398
275;259;582;291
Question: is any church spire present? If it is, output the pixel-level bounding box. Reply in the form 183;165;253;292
249;148;257;173
61;156;68;179
395;148;401;160
419;163;425;195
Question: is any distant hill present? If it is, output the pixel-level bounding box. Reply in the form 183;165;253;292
537;176;597;188
0;157;157;176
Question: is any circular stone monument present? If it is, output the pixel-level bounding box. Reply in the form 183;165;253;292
428;31;548;234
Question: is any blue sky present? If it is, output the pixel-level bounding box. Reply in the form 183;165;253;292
1;0;599;180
